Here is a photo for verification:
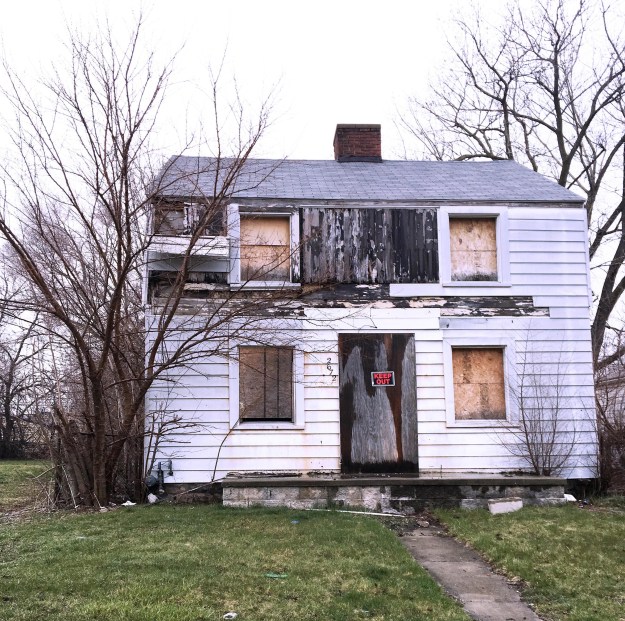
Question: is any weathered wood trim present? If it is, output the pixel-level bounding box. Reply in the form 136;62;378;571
150;286;550;317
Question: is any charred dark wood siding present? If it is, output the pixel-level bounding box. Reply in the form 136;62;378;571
301;208;438;284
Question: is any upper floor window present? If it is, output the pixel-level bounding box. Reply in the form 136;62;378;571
228;206;300;286
153;201;224;236
439;206;510;287
240;215;291;281
449;217;497;281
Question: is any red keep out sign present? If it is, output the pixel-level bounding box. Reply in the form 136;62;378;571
371;371;395;387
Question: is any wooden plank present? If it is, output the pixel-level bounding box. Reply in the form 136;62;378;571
166;457;339;474
415;352;445;365
413;398;447;412
510;209;587;222
508;230;587;243
414;374;446;388
509;263;587;275
441;316;592;331
509;273;589;286
416;386;445;399
533;295;590;308
157;432;340;448
510;250;587;261
146;398;230;412
549;307;593;319
304;398;341;411
414;341;445;353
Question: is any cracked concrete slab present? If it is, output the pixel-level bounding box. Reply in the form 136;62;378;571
401;527;542;621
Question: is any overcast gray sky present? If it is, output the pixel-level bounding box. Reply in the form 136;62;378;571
0;0;496;161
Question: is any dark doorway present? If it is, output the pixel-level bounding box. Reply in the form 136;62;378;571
339;333;418;473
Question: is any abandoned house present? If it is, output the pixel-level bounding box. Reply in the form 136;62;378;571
144;124;598;509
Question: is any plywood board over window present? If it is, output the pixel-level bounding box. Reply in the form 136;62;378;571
452;347;506;420
240;216;291;281
239;346;293;421
450;218;497;281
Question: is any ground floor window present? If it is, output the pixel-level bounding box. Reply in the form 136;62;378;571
452;347;506;420
239;346;294;421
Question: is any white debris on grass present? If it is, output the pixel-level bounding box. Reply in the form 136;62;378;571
488;497;523;515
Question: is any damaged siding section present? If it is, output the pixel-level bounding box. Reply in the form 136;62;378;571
302;207;438;284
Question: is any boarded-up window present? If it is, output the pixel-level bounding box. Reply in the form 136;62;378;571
450;218;497;281
239;346;293;421
452;348;506;420
240;216;291;281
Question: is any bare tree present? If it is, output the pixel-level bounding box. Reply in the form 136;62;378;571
0;272;47;458
503;337;585;476
0;18;286;506
594;354;625;490
399;0;625;367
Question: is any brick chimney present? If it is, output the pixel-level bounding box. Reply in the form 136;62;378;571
333;124;382;162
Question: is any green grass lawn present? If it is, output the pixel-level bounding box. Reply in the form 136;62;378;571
437;502;625;621
0;505;470;621
0;460;51;511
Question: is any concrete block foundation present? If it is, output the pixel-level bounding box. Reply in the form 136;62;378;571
221;475;566;512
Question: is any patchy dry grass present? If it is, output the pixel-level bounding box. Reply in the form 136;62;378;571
0;505;470;621
437;502;625;621
0;460;51;511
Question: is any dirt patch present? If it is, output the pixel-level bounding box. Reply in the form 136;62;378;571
377;509;441;536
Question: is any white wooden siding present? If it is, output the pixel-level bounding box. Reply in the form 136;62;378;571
146;204;598;482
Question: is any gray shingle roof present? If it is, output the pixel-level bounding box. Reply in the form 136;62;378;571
157;157;584;204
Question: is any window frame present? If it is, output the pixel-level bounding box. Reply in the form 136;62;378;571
227;204;300;288
438;206;510;287
443;336;517;428
229;344;305;430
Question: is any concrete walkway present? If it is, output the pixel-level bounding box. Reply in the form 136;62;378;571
401;525;542;621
